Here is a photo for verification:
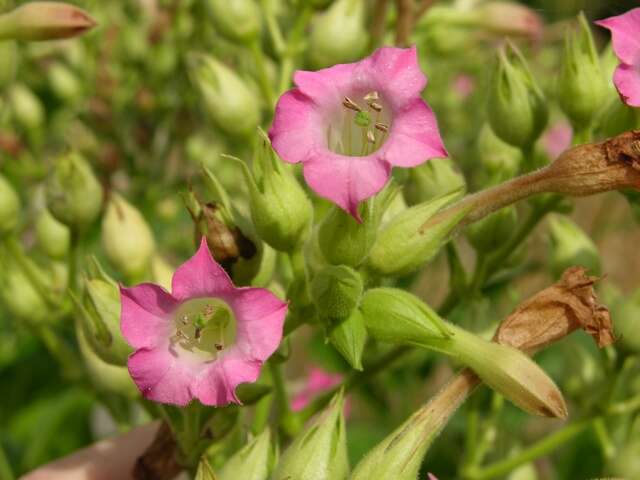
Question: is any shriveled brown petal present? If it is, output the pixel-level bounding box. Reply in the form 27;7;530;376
493;266;615;354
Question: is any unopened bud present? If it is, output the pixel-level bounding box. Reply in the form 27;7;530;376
475;2;542;40
605;441;640;479
206;0;261;43
311;265;363;321
547;214;600;278
8;83;44;130
477;124;522;184
102;193;155;280
308;0;367;69
488;42;548;149
35;208;70;259
0;41;17;89
404;158;466;205
234;132;312;252
0;2;96;41
328;308;367;370
218;429;275;480
188;53;261;137
466;205;517;253
45;152;103;230
0;174;20;237
367;189;469;276
48;62;82;103
557;13;608;131
272;391;349;480
0;255;48;323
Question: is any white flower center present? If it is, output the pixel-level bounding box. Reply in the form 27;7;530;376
327;91;392;157
170;298;236;360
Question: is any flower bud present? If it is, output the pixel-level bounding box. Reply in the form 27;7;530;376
611;290;640;354
45;152;103;231
403;158;466;205
0;41;17;89
218;429;275;480
547;214;600;278
272;391;349;480
188;53;261;137
206;0;261;43
477;124;522;184
75;321;137;397
366;189;469;276
150;254;174;291
0;2;96;41
0;255;48;323
597;98;640;138
8;83;44;130
311;265;363;321
475;2;542;40
35;208;70;259
48;62;82;103
360;288;452;346
102;193;155;280
466;205;517;253
557;13;608;131
0;174;20;237
488;42;548;149
327;308;367;370
308;0;368;69
605;441;640;479
234;133;313;252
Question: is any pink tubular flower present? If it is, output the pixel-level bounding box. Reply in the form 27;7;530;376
291;367;343;412
595;9;640;107
119;238;287;406
269;46;447;220
542;121;572;159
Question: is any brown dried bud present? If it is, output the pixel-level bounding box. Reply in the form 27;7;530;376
494;266;614;354
543;130;640;197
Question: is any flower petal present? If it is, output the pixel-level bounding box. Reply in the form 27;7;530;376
270;89;323;164
120;283;177;349
381;99;448;167
128;345;200;406
613;63;640;107
294;62;361;108
226;287;287;360
193;350;262;406
171;237;234;301
595;9;640;66
303;152;391;220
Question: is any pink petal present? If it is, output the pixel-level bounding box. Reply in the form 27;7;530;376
128;345;200;406
364;46;427;108
120;283;177;349
613;63;640;107
294;62;361;108
595;9;640;66
303;152;392;220
226;287;288;360
171;237;234;301
381;99;448;167
193;350;262;406
269;89;323;165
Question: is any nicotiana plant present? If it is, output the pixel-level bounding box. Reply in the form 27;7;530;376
1;1;640;480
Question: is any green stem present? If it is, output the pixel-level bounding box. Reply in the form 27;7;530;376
593;418;615;460
248;39;275;108
68;229;82;295
269;361;291;419
466;419;593;480
277;6;313;94
34;324;83;380
259;0;286;55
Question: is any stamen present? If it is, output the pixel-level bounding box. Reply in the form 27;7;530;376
342;97;361;112
369;102;383;113
181;315;189;325
375;122;389;133
364;91;379;102
215;343;224;351
366;130;376;144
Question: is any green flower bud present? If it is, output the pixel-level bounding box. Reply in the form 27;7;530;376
308;0;367;69
311;265;363;321
488;42;548;149
0;255;48;323
403;158;466;205
218;429;275;480
605;441;640;478
8;83;44;130
477;123;522;184
151;254;174;291
0;41;17;89
597;98;640;138
206;0;261;43
557;13;608;131
234;134;313;252
466;205;517;253
366;189;469;276
611;290;640;355
35;208;70;260
195;459;216;480
272;391;349;480
48;62;82;103
328;308;367;370
102;193;155;280
0;174;20;237
73;259;132;366
547;214;600;278
75;321;137;397
189;53;261;137
0;2;96;41
46;152;103;230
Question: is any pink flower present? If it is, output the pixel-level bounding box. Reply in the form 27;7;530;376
119;238;287;406
542;121;572;159
269;46;447;220
595;9;640;107
291;367;343;412
453;74;475;100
